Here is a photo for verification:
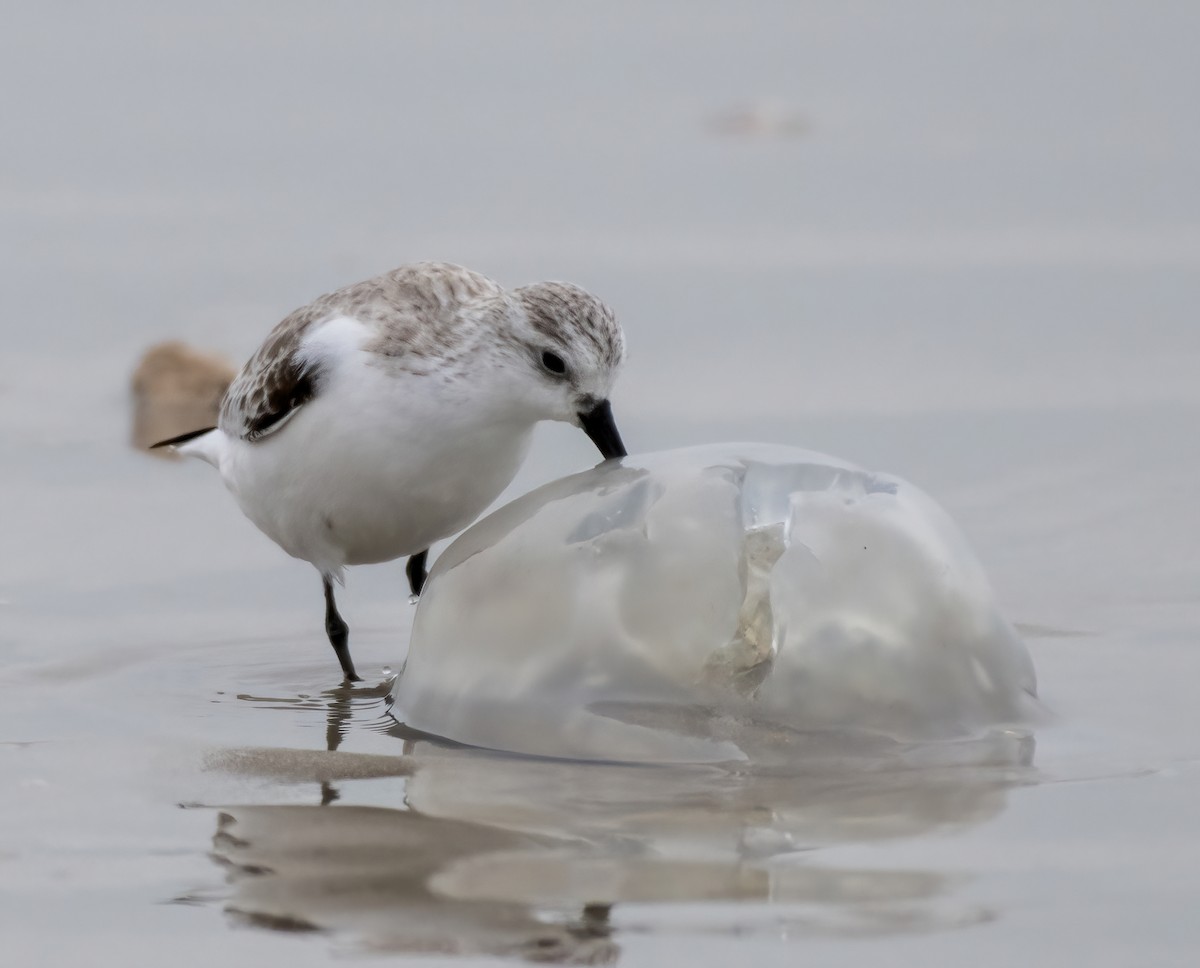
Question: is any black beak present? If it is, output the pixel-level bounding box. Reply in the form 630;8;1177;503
578;399;627;460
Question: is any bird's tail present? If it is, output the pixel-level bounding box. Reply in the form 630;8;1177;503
150;426;225;468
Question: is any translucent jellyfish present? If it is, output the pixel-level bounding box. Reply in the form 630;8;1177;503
394;445;1037;763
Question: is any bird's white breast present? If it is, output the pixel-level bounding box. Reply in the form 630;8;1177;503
218;315;534;576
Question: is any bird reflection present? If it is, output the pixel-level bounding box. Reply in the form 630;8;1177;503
313;676;398;806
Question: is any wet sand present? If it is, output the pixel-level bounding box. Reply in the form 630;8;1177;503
4;3;1200;966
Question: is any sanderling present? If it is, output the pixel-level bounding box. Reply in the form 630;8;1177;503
153;262;627;681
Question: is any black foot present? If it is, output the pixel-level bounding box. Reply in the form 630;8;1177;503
406;549;429;597
322;575;360;681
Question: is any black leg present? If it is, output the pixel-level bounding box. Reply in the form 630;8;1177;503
322;575;360;682
406;549;429;597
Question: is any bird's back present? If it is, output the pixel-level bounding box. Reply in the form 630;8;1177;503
219;262;504;441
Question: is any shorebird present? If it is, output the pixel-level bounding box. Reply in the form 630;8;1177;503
154;262;626;681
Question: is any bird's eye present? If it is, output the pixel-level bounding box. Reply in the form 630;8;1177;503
541;350;567;376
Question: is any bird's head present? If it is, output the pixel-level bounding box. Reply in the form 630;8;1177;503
508;281;627;460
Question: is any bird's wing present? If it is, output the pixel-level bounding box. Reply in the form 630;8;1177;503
220;302;326;442
220;263;504;443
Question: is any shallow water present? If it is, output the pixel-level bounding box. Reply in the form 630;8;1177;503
4;2;1200;965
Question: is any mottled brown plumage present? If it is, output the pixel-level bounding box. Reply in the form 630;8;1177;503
513;281;624;370
221;263;504;440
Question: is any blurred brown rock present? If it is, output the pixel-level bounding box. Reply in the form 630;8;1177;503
131;341;238;455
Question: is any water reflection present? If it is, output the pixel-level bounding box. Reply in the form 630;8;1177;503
207;707;1033;959
213;804;618;961
234;675;397;756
